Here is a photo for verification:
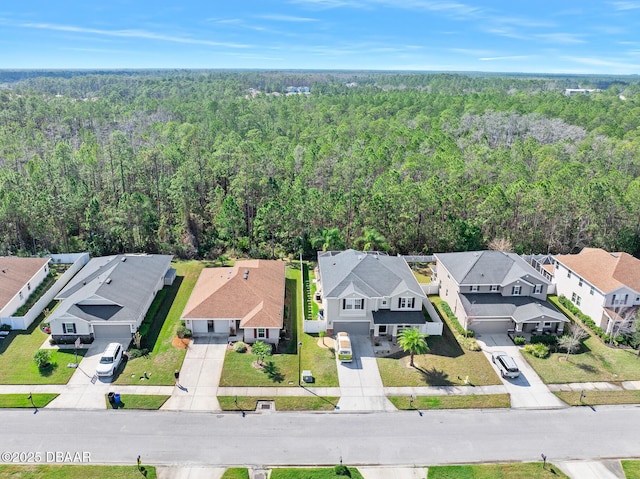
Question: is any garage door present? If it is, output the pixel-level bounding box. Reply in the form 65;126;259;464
470;320;510;335
333;321;371;336
93;324;132;339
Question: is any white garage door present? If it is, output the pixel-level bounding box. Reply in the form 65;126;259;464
93;324;132;339
471;320;510;335
333;321;371;336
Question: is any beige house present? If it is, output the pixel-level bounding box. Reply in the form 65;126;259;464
182;260;285;345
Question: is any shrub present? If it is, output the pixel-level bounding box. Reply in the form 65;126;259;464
334;465;351;477
0;324;11;331
458;336;481;351
524;343;550;358
513;336;526;345
436;300;478;350
177;325;192;339
233;341;247;353
127;348;149;359
530;335;558;346
33;350;52;368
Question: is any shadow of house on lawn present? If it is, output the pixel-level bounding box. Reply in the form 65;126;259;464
140;276;183;351
263;361;285;383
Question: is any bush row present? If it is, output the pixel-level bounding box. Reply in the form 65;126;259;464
436;300;481;351
557;295;615;344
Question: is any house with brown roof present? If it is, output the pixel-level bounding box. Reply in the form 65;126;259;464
554;248;640;334
182;260;286;345
0;257;51;326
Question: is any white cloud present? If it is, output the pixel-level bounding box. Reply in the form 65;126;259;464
536;33;587;44
479;55;533;61
20;22;251;48
257;14;318;22
609;1;640;10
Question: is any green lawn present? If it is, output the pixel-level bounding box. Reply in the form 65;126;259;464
0;465;156;478
221;468;250;479
389;394;510;410
521;298;640;383
105;394;170;409
270;467;364;479
219;266;338;388
0;319;87;385
622;460;640;479
411;266;432;284
377;324;501;387
115;260;203;386
554;390;640;406
427;463;569;478
0;393;58;408
218;396;339;411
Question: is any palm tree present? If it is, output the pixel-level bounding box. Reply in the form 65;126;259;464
355;227;389;252
311;227;345;252
397;328;430;367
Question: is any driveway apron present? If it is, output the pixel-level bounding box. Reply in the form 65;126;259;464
336;335;395;411
161;334;227;411
476;334;565;409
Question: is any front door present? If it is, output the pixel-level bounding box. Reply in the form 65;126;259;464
207;320;214;332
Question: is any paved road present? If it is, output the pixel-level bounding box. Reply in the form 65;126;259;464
1;406;638;467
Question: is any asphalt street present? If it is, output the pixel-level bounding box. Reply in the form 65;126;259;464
1;406;639;467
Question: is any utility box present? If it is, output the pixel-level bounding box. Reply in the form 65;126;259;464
301;370;314;383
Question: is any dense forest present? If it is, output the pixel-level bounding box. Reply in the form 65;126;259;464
0;71;639;259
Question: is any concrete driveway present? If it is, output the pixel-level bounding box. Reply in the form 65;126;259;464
476;334;565;409
48;337;132;409
336;335;395;412
161;334;227;411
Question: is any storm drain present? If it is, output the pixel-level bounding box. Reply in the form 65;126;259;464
255;400;276;413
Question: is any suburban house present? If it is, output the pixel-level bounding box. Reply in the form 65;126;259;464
0;257;51;324
48;254;175;341
182;260;285;345
434;250;568;336
316;250;430;337
553;248;640;334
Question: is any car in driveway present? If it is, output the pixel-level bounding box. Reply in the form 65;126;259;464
491;351;520;378
96;342;123;378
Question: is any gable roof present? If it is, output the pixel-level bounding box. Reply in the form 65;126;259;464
49;254;172;325
554;248;640;294
459;293;567;324
0;257;50;310
182;260;285;329
434;250;549;286
317;250;424;299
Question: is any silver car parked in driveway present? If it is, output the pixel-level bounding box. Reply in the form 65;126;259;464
491;351;520;378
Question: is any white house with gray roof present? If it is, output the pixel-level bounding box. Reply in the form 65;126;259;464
316;250;433;337
48;254;174;341
434;250;567;336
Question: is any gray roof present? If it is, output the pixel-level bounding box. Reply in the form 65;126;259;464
459;293;567;324
49;254;173;325
317;250;425;299
372;310;427;325
434;251;550;286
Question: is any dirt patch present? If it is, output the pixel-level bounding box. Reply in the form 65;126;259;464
252;361;265;370
172;336;191;349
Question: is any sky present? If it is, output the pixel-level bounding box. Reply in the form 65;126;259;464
0;1;639;74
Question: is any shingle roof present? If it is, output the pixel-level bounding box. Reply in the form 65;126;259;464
0;257;50;310
434;251;549;286
554;248;640;294
182;260;285;329
459;294;567;324
372;310;427;325
49;254;172;325
317;250;425;299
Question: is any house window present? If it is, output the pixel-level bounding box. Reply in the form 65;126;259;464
490;285;499;292
567;271;571;278
572;292;581;306
342;298;364;310
378;325;388;336
533;284;543;294
63;323;76;334
257;328;266;339
578;278;583;287
27;282;31;291
512;285;521;296
398;297;416;309
470;285;479;292
543;322;552;328
590;287;595;296
19;291;23;300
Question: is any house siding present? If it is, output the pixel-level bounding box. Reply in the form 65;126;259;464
0;261;50;319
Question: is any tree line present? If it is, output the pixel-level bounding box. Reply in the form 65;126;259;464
0;71;639;260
